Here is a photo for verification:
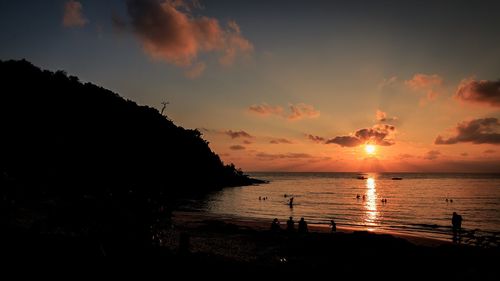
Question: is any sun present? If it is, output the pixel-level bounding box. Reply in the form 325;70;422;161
365;144;376;155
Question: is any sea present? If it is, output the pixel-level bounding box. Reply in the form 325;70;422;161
185;172;500;241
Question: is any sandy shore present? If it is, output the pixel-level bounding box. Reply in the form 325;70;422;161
145;210;499;278
171;211;450;248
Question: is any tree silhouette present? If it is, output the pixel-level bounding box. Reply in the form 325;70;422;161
0;59;263;254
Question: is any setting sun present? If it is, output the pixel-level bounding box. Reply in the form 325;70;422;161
365;144;376;155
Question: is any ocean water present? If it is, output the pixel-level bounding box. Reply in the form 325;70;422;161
189;172;500;241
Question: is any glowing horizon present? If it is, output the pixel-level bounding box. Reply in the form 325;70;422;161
1;1;499;173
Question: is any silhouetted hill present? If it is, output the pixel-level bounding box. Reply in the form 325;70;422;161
0;59;262;253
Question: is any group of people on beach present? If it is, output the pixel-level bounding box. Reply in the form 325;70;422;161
271;217;337;234
271;217;308;233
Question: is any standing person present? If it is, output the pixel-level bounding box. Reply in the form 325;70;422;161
289;197;294;208
286;216;295;232
298;217;308;233
451;212;463;243
270;218;281;232
330;219;337;233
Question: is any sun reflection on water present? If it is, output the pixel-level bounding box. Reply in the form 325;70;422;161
364;177;378;230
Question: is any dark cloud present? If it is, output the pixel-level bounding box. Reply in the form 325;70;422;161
125;0;253;69
460;152;468;157
484;149;496;154
326;124;396;147
326;136;361;147
269;138;293;144
229;145;245;150
242;140;253;145
424;150;441;160
455;78;500;107
225;130;253;139
306;134;325;143
435;118;500;145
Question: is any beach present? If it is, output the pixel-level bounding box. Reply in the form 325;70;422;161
140;210;498;278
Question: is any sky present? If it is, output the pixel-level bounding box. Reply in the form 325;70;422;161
1;0;500;172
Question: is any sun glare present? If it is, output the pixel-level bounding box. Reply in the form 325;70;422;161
365;144;376;155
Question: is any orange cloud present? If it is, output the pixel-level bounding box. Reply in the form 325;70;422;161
248;103;284;116
248;102;320;121
435;118;500;145
63;0;88;27
126;0;253;68
269;138;293;144
288;103;320;120
255;152;313;160
405;73;443;104
375;109;398;122
455;78;500;107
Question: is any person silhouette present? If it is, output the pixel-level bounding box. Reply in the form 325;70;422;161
330;219;337;232
298;217;308;233
271;218;281;232
289;197;294;208
451;212;463;243
286;216;295;232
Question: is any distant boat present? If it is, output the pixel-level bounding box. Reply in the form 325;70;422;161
392;177;403;180
357;176;368;180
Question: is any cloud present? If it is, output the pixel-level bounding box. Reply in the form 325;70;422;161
306;134;325;143
405;74;443;90
405;73;443;103
460;152;468;157
63;0;88;27
269;138;293;144
256;152;313;160
225;130;253;139
424;150;441;160
242;140;253;145
288;103;320;120
248;102;320;121
229;145;245;150
326;124;396;147
484;149;496;154
435;118;500;145
326;136;361;147
376;110;398;122
377;76;398;91
184;62;206;79
248;103;284;116
125;0;253;69
396;153;414;160
455;78;500;107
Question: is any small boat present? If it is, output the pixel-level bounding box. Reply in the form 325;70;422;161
391;177;403;180
357;176;368;180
